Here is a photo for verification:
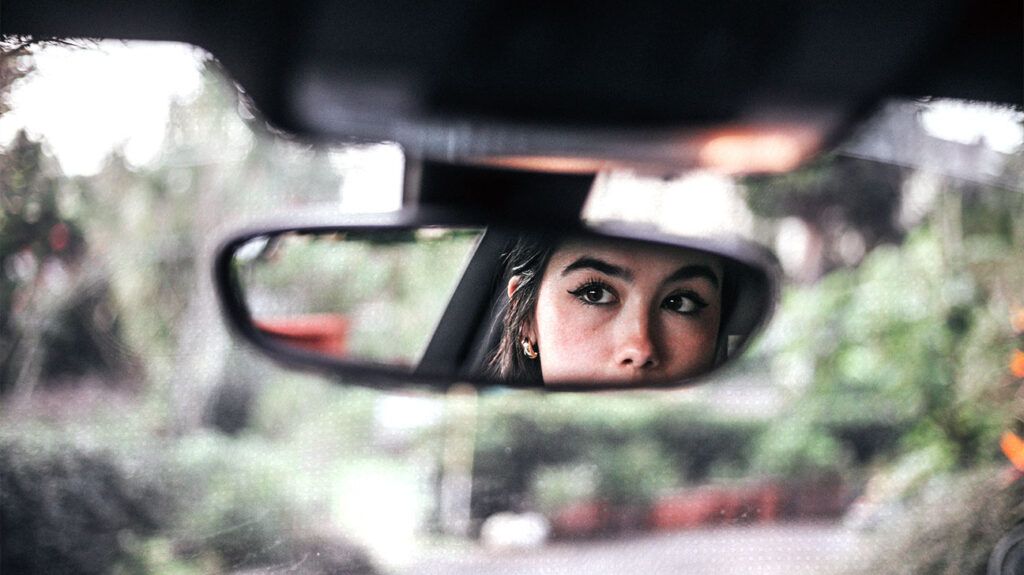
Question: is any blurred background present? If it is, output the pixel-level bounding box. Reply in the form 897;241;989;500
1;40;1023;575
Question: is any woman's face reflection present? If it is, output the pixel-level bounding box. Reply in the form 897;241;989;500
513;240;723;384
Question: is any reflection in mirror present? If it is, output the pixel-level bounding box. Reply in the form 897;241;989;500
225;226;776;388
488;236;725;384
233;228;485;367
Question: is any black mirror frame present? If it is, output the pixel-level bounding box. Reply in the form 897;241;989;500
213;207;781;393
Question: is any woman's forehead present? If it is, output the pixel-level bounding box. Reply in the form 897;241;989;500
550;238;723;277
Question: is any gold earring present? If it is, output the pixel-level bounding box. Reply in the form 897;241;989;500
521;339;538;359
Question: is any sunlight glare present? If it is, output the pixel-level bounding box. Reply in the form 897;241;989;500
0;41;204;176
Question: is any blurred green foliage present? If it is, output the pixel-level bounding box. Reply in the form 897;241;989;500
751;415;851;477
470;394;765;518
531;463;598;513
591;440;681;506
765;215;1019;472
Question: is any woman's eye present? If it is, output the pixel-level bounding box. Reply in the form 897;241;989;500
582;287;611;304
569;283;617;305
663;293;707;315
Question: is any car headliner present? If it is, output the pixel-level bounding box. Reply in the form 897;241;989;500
3;0;1020;151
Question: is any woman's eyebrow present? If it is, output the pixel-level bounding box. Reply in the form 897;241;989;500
561;256;634;281
663;265;720;289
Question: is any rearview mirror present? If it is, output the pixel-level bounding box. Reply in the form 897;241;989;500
215;215;779;391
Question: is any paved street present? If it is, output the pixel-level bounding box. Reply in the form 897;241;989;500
404;522;858;575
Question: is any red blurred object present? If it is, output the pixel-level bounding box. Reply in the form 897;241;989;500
650;483;783;530
254;314;349;356
48;222;69;252
549;501;607;539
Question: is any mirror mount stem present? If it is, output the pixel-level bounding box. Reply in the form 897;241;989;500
404;159;595;227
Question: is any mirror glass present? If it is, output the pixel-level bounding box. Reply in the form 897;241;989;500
232;228;486;367
225;226;775;387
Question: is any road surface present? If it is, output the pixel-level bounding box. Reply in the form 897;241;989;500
403;522;858;575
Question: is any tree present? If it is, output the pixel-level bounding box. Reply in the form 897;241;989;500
743;155;905;281
0;130;136;395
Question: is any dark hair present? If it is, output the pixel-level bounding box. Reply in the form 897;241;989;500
487;236;554;381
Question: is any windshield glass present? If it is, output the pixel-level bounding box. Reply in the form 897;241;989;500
1;40;1022;575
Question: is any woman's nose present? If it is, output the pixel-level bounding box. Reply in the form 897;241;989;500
615;311;659;370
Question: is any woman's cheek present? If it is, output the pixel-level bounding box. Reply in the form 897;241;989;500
542;300;597;351
698;310;722;365
663;311;719;368
537;299;610;376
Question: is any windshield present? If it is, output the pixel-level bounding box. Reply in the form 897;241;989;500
2;40;1023;575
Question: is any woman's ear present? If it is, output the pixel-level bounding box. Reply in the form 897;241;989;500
507;275;538;342
507;275;523;299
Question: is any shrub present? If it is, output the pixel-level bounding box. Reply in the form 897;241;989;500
841;469;1020;575
0;438;170;575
